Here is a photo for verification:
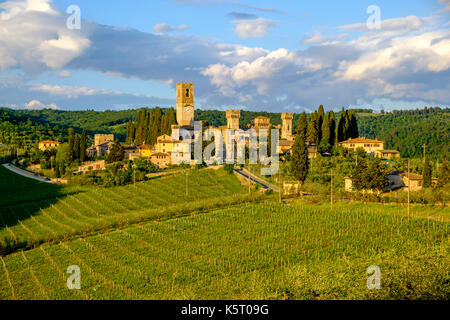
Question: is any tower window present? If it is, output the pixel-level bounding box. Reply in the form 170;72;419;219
186;89;190;97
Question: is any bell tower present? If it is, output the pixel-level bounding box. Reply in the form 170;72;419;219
226;109;241;130
176;83;194;126
281;113;294;140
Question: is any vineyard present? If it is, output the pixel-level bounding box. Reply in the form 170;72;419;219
0;168;251;255
0;201;448;300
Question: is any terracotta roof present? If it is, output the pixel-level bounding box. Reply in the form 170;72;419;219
279;140;294;147
339;137;384;144
400;172;423;180
151;152;170;157
379;150;400;154
39;141;60;144
138;145;154;150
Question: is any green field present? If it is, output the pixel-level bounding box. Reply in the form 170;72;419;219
0;167;249;255
0;166;449;300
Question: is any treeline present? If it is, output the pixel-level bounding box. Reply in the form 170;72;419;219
291;106;358;185
126;107;177;145
358;107;449;159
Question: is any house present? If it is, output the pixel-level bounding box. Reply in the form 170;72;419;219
38;141;60;151
156;134;179;154
252;116;271;130
123;145;139;160
137;145;154;158
75;160;106;174
86;134;115;159
150;152;171;169
338;137;385;153
400;172;438;191
278;140;294;155
374;149;401;160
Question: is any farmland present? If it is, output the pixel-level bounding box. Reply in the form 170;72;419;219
0;202;448;300
0;167;250;255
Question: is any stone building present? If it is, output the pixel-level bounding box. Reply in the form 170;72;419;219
176;82;195;127
374;149;401;160
338;137;385;153
226;110;241;130
281;113;294;141
95;134;115;147
252;116;271;130
38;140;60;151
75;160;106;174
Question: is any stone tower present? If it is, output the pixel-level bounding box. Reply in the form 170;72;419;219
226;110;241;130
176;83;194;127
281;113;294;140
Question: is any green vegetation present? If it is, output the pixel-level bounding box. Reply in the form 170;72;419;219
357;107;449;159
0;202;448;300
0;168;248;255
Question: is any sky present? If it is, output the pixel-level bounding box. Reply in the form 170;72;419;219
0;0;449;112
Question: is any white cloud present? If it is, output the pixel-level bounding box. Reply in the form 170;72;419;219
232;18;276;39
0;0;90;72
58;70;71;78
438;0;450;12
30;84;125;98
24;99;59;110
153;23;190;33
302;31;331;45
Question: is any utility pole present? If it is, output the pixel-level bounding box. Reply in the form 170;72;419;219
407;159;410;220
279;168;282;203
330;170;334;211
356;154;358;167
186;170;189;196
423;144;426;162
133;165;136;188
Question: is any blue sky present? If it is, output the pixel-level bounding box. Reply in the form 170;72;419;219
0;0;449;112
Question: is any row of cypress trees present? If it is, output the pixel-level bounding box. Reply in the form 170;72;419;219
126;107;177;146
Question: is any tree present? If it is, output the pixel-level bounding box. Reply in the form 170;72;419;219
349;110;359;138
291;134;309;185
320;113;330;147
423;156;432;188
134;109;146;145
107;140;125;164
318;105;325;142
68;128;74;163
329;110;336;146
351;158;387;193
306;112;319;145
73;134;81;162
295;112;307;139
80;130;87;163
437;158;449;188
126;120;135;145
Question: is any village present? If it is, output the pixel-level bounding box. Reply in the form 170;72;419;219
34;83;438;194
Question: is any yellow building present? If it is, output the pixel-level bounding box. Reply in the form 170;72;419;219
338;137;385;153
137;145;154;158
38;141;60;151
374;149;401;160
156;134;179;154
252;116;271;130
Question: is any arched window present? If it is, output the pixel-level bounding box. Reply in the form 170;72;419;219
186;89;190;97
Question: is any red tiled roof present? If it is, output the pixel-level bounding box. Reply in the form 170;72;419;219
339;137;383;144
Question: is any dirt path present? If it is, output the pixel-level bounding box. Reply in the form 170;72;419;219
2;163;55;184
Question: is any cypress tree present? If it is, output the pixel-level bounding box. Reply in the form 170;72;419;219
73;134;81;162
291;134;309;185
295;112;308;140
329;110;336;146
320;113;331;150
423;156;432;188
306;112;319;145
126;120;133;144
80;130;86;163
343;109;351;140
349;110;359;138
167;107;177;134
437;158;449;188
134;109;145;145
337;109;345;142
68;128;74;163
318;105;325;142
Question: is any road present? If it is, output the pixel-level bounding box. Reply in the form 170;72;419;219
2;163;56;184
234;168;279;191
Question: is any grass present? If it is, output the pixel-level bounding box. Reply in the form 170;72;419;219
0;168;249;255
0;202;448;300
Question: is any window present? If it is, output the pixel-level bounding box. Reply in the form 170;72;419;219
186;89;190;97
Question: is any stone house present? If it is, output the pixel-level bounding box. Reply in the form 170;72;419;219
38;140;60;152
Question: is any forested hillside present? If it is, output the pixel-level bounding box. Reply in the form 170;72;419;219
357;108;449;159
1;107;448;158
